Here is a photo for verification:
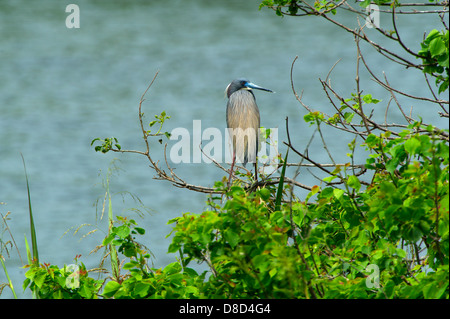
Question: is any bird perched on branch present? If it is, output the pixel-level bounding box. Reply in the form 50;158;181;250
225;78;273;186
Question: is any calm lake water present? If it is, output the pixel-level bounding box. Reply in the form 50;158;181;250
1;0;447;298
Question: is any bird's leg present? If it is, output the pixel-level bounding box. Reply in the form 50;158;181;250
227;151;236;188
254;162;258;183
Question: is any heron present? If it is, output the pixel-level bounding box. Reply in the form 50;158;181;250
225;78;273;186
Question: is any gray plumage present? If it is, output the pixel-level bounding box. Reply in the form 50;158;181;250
225;78;272;166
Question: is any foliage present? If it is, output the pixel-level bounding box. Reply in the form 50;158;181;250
101;261;205;299
148;111;172;141
167;123;448;298
17;121;450;298
259;0;392;16
20;215;206;299
259;1;449;95
100;216;205;299
418;29;449;93
91;137;121;154
23;257;103;299
91;111;172;153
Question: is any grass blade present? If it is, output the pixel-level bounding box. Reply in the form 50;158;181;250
104;172;119;280
21;154;39;265
0;257;17;299
24;234;32;265
108;193;119;279
275;149;289;212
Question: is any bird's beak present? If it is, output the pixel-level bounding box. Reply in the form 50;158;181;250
245;82;273;93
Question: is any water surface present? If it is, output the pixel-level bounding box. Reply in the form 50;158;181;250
0;0;447;298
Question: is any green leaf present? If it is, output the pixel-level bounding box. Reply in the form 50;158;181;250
423;281;448;299
102;280;121;298
123;261;139;270
395;248;406;258
257;188;271;201
429;37;446;56
79;284;94;299
224;229;240;248
134;227;145;235
134;282;151;298
439;80;449;93
323;175;337;183
437;53;449;67
114;225;130;239
404;137;421;155
347;175;361;192
344;112;354;124
90;138;100;146
333;188;344;199
31;269;46;289
303;113;315;123
320;187;334;199
167;242;180;254
22;278;30;292
163;262;182;275
102;233;115;246
269;268;277;278
365;134;379;148
362;94;380;104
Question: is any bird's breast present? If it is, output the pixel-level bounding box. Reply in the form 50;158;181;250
226;90;260;130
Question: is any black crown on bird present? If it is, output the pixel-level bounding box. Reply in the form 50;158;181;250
226;78;273;98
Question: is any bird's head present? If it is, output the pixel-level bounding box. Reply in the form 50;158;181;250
225;78;273;98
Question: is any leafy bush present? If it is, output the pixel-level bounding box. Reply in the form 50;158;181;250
167;122;449;299
23;258;102;299
22;120;448;299
418;29;449;93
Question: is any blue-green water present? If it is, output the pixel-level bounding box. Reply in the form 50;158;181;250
1;0;447;298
